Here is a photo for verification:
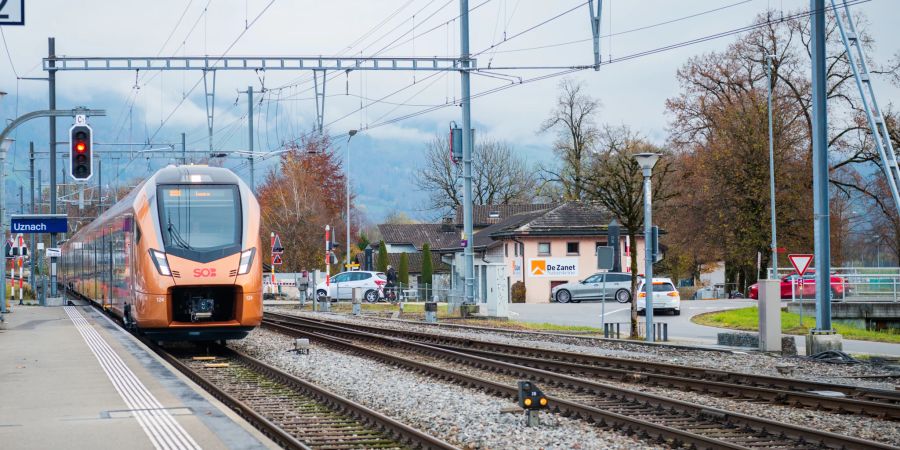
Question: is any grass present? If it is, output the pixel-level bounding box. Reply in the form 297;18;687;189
455;319;604;333
692;306;900;344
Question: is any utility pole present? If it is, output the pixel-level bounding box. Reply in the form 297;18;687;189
766;55;778;279
18;186;22;214
460;0;475;306
48;37;59;297
239;86;255;192
181;132;186;165
810;0;833;334
97;158;102;214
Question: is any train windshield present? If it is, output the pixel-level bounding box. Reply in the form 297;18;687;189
158;185;241;259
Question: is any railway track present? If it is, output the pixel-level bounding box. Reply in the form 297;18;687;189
262;313;896;450
265;312;900;418
153;344;457;450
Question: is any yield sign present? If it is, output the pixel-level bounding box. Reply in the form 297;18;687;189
788;254;814;276
271;233;284;254
272;254;283;265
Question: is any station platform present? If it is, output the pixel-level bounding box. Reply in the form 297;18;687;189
0;305;276;450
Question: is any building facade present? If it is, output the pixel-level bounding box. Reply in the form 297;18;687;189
441;203;646;304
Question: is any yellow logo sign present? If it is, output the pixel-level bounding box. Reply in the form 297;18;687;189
530;259;546;276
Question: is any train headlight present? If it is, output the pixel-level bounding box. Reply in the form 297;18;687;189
149;249;172;276
238;248;256;275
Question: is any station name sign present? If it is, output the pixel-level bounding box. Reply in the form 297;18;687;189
10;214;67;233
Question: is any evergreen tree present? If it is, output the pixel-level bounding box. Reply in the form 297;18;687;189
420;243;433;298
376;240;388;272
399;252;409;286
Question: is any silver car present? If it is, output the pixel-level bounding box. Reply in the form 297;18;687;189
551;272;634;304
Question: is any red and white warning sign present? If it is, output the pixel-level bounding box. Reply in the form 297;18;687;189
788;254;813;276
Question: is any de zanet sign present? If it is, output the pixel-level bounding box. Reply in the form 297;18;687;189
528;258;578;277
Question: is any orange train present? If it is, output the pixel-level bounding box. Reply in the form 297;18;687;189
60;165;263;341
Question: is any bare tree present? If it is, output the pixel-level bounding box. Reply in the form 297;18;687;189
538;79;600;201
415;134;536;214
581;125;677;338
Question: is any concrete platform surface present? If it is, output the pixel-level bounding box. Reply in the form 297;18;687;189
0;305;275;450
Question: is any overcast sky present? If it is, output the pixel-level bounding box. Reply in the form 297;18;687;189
1;0;898;221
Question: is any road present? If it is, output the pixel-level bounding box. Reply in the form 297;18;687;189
509;299;900;356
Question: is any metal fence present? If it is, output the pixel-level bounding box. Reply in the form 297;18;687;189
773;267;900;302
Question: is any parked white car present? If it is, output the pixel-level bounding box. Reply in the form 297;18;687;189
316;271;387;302
636;277;681;316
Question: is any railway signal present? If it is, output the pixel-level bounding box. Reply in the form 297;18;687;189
69;122;94;181
517;380;548;427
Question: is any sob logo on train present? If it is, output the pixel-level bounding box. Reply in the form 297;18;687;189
193;268;217;278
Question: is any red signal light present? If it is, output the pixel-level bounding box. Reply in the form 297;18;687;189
75;142;86;152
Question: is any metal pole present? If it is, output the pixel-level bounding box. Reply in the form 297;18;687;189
0;147;7;313
811;0;832;331
48;37;58;297
460;0;475;305
247;86;255;192
29;143;35;300
97;158;102;214
346;131;357;267
181;132;186;164
643;171;655;342
18;186;22;214
766;54;778;278
601;272;607;332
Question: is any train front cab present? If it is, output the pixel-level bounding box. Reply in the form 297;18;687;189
136;180;262;341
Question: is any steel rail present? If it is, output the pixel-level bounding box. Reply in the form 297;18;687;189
150;346;313;450
152;344;457;450
263;317;895;450
263;322;747;450
268;312;900;406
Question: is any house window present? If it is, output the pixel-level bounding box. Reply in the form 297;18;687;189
514;243;519;257
566;242;579;255
505;243;508;257
538;242;551;256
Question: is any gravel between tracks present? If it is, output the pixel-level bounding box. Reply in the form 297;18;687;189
268;308;899;390
270;325;900;447
232;327;660;450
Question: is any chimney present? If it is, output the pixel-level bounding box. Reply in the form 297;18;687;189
441;217;454;232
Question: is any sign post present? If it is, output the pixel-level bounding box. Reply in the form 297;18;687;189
789;254;814;330
270;232;284;295
596;246;615;335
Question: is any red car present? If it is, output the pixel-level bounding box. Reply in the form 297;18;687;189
748;271;849;300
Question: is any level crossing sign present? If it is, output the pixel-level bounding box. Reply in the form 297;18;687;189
271;232;284;254
788;254;813;276
272;254;283;266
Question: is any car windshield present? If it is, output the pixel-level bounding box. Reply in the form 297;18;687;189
158;185;241;256
641;282;676;292
376;273;387;280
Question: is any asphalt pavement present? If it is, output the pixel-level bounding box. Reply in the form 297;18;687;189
509;299;900;356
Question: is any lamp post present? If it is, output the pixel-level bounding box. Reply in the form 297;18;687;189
766;54;779;279
346;130;358;267
634;152;660;342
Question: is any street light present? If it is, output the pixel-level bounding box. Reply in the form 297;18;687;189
346;130;358;267
634;152;660;342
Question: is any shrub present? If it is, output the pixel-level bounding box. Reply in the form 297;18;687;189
511;281;526;303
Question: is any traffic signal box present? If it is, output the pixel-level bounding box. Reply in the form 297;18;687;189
70;124;93;181
518;380;548;427
517;381;548;410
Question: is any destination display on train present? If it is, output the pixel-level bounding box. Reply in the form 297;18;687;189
9;214;68;234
